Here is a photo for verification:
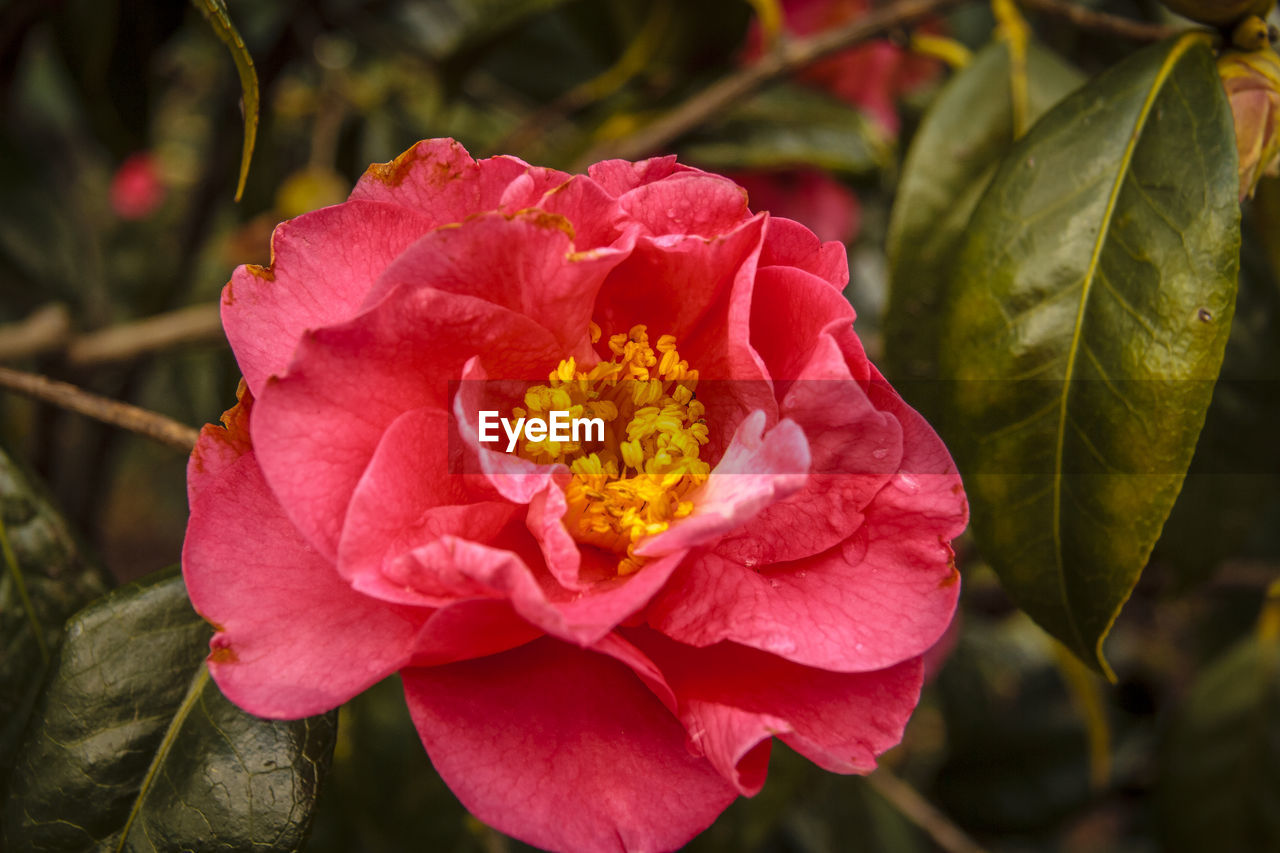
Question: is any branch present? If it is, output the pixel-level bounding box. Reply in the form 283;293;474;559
66;303;224;367
867;768;987;853
0;366;199;452
1017;0;1177;42
573;0;965;167
0;303;225;367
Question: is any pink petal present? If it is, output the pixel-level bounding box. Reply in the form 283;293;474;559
387;534;687;646
630;629;923;779
593;216;775;462
252;287;560;560
337;405;517;589
587;155;696;196
222;200;435;396
636;411;810;558
618;173;751;238
758;215;850;287
364;210;627;349
402;638;737;853
350;138;565;222
409;599;542;667
187;383;253;507
182;451;425;718
645;406;963;671
525;173;632;251
715;270;904;563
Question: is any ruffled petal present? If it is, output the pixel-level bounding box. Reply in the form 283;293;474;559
402;638;737;853
758;215;850;287
629;630;923;780
182;450;425;718
222;200;434;395
350;138;565;221
618;172;751;238
636;411;810;558
252;287;560;559
645;437;962;671
386;534;686;646
363;210;627;350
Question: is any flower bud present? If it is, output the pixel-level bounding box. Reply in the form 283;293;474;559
1219;46;1280;200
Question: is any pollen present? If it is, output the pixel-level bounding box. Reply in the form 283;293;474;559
514;324;709;576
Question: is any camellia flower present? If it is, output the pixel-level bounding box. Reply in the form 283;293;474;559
182;139;966;852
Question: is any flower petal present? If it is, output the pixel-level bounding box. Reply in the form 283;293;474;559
223;200;435;395
402;638;737;853
636;411;810;558
759;215;850;287
618;172;751;238
182;450;425;718
587;155;695;196
365;210;627;350
337;406;518;590
646;411;963;671
630;629;923;780
252;287;560;559
350;138;565;221
388;533;686;646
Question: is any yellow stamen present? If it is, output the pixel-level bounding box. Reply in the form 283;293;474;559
514;324;708;576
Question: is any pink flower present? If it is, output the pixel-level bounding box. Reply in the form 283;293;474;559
110;152;166;220
182;139;966;852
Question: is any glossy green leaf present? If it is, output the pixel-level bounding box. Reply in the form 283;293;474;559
679;84;893;177
939;34;1240;675
192;0;259;201
0;444;109;777
2;569;337;852
884;39;1083;415
1157;597;1280;852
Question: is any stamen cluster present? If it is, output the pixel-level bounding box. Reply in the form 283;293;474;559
514;324;710;575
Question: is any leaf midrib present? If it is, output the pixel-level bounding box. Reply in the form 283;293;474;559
1049;32;1208;672
114;664;210;852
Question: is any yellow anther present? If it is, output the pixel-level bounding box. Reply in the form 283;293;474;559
509;324;709;577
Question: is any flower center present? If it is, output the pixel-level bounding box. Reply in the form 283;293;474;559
514;323;709;575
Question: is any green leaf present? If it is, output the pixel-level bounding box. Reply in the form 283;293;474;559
939;33;1240;675
1156;596;1280;851
192;0;259;201
884;39;1083;415
679;84;893;177
2;569;337;852
0;444;109;778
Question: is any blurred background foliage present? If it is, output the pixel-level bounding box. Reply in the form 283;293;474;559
0;0;1277;850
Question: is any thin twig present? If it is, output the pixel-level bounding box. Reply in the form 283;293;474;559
572;0;966;167
0;302;225;367
0;366;199;452
867;768;987;853
1017;0;1177;42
